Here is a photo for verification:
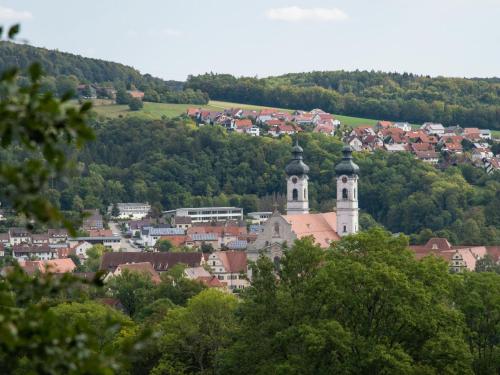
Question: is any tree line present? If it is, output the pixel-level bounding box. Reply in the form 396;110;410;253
185;72;500;129
0;41;209;105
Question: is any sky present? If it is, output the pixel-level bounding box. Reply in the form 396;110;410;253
1;0;499;81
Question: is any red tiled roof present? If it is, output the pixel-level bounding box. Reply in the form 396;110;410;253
215;250;247;273
116;262;161;284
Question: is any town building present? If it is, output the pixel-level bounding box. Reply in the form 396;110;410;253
207;251;249;291
108;203;151;219
164;207;244;223
100;252;205;273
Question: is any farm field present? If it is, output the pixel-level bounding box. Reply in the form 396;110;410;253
87;99;381;127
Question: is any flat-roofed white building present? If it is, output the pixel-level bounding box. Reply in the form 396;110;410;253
164;207;243;223
108;203;151;219
247;212;272;225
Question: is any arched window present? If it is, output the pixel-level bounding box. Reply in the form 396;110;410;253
273;256;281;270
303;188;307;199
292;188;298;201
354;188;356;199
342;188;348;199
343;225;347;233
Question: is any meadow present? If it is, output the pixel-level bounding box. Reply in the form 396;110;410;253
88;99;380;127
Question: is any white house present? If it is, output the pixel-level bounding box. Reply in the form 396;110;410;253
394;122;412;132
9;228;31;246
71;241;93;261
12;244;57;261
108;203;151;219
421;123;445;136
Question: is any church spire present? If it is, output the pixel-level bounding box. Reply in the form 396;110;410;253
285;140;309;215
335;145;359;236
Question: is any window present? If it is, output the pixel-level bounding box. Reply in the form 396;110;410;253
292;188;298;201
217;275;224;280
343;225;347;233
212;261;216;266
354;188;356;199
342;188;348;199
304;188;307;199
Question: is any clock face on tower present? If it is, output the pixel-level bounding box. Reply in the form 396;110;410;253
292;177;298;184
342;176;348;183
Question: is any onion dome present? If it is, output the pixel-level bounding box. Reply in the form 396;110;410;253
335;145;360;176
285;140;310;176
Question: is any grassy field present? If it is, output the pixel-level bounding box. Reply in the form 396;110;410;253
87;99;381;127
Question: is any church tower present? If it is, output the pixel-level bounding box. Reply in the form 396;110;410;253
335;145;360;236
285;140;309;215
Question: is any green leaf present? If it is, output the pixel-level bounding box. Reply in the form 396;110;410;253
8;24;20;39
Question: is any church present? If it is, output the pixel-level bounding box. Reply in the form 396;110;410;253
247;141;360;264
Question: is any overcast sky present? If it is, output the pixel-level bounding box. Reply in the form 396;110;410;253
1;0;499;80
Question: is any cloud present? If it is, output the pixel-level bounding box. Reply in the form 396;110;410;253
265;6;348;22
0;6;33;21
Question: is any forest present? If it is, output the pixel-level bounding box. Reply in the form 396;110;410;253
185;72;500;129
0;41;209;104
19;116;496;245
4;230;500;374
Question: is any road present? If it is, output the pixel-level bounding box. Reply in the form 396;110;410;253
109;221;141;252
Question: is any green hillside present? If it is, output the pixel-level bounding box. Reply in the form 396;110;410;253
88;99;379;127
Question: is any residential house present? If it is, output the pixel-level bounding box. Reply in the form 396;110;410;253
375;121;393;131
186;233;219;249
463;128;481;141
415;150;440;165
313;123;335;136
384;144;407;152
9;228;31;246
31;234;49;246
20;258;76;275
108;262;161;284
70;241;93;261
207;251;249;291
83;209;104;230
13;244;57;261
141;227;185;247
480;129;492;140
393;122;412;132
421;123;445;136
108;203;151;219
48;229;68;244
347;136;363;152
100;252;205;273
410;238;489;272
172;216;192;230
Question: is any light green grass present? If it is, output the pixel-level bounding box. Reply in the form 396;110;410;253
86;99;382;127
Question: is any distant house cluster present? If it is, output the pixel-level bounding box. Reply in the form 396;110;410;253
410;238;500;273
186;107;340;137
346;121;499;173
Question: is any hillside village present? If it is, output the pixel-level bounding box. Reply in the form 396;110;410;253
185;106;500;174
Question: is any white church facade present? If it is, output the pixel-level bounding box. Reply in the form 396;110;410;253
247;142;359;264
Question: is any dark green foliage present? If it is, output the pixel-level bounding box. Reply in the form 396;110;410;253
186;72;500;129
220;230;473;375
0;41;209;105
157;239;173;252
0;266;131;374
115;89;131;105
129;98;144;111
